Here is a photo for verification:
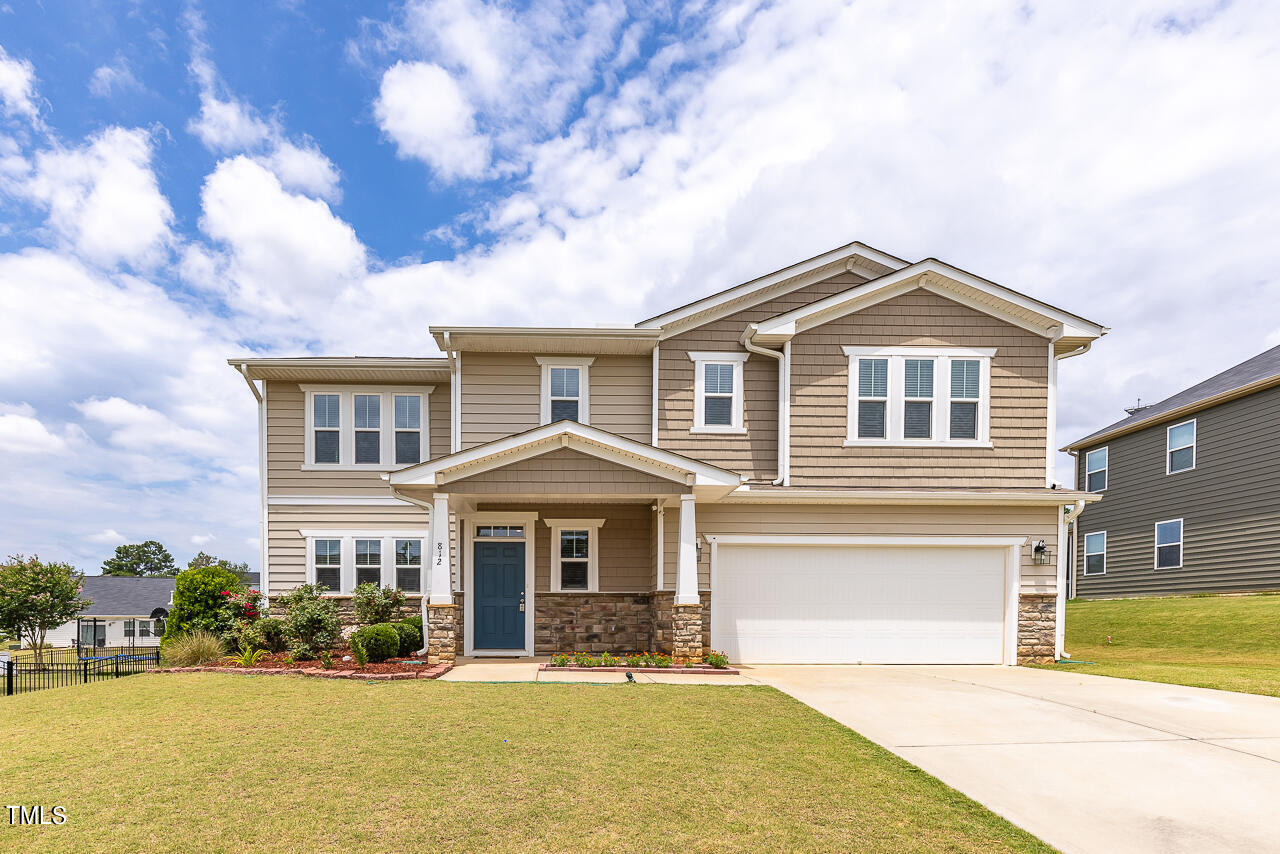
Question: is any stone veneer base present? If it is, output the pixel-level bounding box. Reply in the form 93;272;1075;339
1016;593;1057;665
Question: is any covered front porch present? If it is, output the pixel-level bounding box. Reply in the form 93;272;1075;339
386;420;742;664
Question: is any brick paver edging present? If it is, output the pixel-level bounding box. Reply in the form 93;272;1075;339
153;663;452;680
540;664;739;675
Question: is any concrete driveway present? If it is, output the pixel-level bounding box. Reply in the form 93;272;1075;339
743;665;1280;854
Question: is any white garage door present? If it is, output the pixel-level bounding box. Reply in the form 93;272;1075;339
712;543;1011;664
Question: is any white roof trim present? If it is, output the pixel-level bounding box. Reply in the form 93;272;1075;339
753;259;1108;343
388;420;743;489
717;487;1100;506
636;241;908;334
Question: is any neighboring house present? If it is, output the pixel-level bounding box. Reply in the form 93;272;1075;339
231;241;1105;665
40;576;175;648
1064;344;1280;599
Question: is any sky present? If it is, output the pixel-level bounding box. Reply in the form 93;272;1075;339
1;0;1279;575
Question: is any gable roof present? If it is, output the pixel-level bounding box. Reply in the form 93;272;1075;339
635;240;909;336
750;258;1108;350
77;576;175;617
388;419;742;495
1064;344;1280;452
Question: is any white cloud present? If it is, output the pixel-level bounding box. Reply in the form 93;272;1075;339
256;140;342;202
0;402;66;454
375;61;489;179
191;534;215;546
21;127;173;268
88;529;123;544
189;92;272;152
0;44;38;120
88;55;142;98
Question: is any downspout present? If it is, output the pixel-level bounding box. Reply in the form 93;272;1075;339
237;364;268;606
1056;498;1087;660
392;485;438;655
740;324;788;486
443;332;461;454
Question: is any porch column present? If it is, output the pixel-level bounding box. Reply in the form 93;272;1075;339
672;493;703;663
424;492;457;665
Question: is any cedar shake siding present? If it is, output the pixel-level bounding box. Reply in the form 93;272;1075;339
658;271;869;481
444;448;687;496
1074;384;1280;598
789;289;1050;488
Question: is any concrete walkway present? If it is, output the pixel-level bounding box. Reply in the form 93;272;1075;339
440;657;755;684
741;665;1280;854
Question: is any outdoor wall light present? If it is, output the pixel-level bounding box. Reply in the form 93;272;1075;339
1032;540;1051;565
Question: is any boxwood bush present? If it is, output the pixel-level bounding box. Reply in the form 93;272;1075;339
391;620;421;657
351;623;399;663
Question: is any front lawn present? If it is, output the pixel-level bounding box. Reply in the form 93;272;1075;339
0;674;1048;853
1036;593;1280;696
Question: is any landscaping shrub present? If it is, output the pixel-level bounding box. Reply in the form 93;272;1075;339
402;614;423;632
704;650;730;669
352;583;406;625
276;583;340;660
351;623;399;663
392;620;421;656
240;617;288;653
163;564;244;644
162;630;226;667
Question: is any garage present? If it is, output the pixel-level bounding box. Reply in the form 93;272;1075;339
709;537;1020;664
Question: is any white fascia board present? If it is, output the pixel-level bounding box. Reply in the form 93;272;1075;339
705;533;1028;548
717;487;1100;506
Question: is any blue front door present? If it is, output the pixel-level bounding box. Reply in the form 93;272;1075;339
474;542;525;650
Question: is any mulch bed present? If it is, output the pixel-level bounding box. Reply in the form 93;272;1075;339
540;664;740;675
155;651;452;681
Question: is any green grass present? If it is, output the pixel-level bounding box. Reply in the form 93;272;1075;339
1035;593;1280;696
0;674;1050;853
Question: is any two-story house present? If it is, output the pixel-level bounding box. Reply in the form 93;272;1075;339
231;241;1105;665
1065;344;1280;598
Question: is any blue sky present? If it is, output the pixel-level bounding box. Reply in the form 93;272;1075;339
1;0;1278;574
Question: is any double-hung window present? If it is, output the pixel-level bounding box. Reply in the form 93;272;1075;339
536;357;593;425
303;387;433;468
1083;532;1107;576
1085;447;1108;491
124;619;135;638
547;519;604;592
313;538;342;591
689;352;747;433
305;532;429;594
1155;519;1183;569
355;539;382;587
1166;420;1196;474
843;347;994;446
395;539;422;592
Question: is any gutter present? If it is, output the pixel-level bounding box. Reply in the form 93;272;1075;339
740;324;788;485
443;332;461;454
1056;498;1087;660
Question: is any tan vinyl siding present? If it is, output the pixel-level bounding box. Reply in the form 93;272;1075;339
659;502;1058;595
789;289;1050;488
460;353;540;448
266;503;432;595
588;355;652;442
265;380;450;497
469;503;654;592
1074;385;1280;598
446;448;687;495
658;272;868;480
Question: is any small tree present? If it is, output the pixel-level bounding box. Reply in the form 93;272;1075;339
0;555;89;668
102;541;177;577
162;564;244;645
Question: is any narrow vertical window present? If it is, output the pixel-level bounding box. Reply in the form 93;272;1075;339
1083;532;1106;576
1166;420;1196;474
949;359;980;440
313;393;340;464
354;394;381;464
558;529;590;590
394;395;422;465
1155;520;1183;568
355;539;382;587
396;539;422;592
139;620;151;638
1085;447;1108;491
549;367;580;422
314;539;341;591
124;619;135;638
856;358;888;439
903;358;934;439
703;363;735;426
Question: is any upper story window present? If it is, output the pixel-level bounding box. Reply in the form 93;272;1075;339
1085;447;1108;491
546;518;605;592
302;386;432;469
1166;419;1196;474
689;351;747;434
536;357;593;425
843;347;994;447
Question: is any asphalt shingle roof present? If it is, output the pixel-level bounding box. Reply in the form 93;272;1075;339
77;576;175;616
1069;344;1280;450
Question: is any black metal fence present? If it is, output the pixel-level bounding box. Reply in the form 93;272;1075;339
3;648;161;696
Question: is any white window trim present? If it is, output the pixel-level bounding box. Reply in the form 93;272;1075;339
689;351;748;434
545;518;606;592
1085;446;1108;491
1083;531;1107;576
300;530;429;595
301;385;434;470
1166;418;1196;475
842;346;994;447
535;357;593;426
1154;518;1184;570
